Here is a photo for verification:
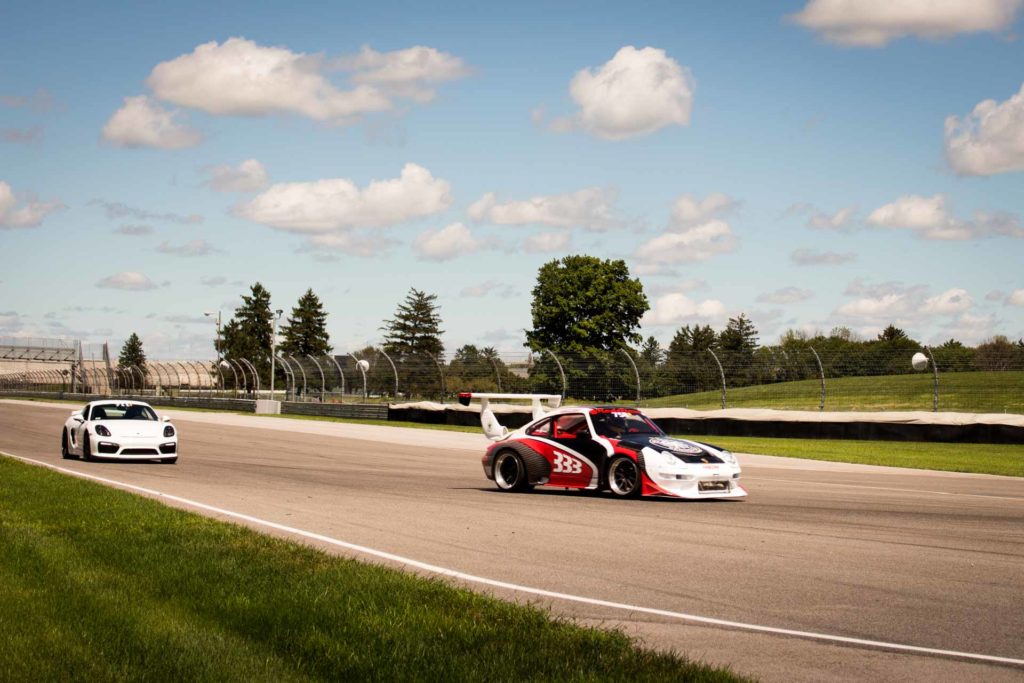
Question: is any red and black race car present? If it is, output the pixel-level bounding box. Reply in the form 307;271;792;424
459;393;745;500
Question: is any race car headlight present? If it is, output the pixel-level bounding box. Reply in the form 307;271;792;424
163;425;175;438
718;449;736;464
95;425;111;437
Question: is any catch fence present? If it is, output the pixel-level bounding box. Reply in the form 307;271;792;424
1;344;1022;414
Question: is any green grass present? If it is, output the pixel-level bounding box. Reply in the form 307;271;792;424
679;434;1024;477
0;457;745;683
644;370;1024;413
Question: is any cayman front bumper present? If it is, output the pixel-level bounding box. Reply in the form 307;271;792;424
640;447;746;499
92;435;177;459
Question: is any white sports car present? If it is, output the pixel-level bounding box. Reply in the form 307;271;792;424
61;400;178;464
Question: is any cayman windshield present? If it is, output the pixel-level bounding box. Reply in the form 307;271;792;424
91;404;158;421
591;410;663;438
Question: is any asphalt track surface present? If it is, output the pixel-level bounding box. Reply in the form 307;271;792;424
2;400;1022;682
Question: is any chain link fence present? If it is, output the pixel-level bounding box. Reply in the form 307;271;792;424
1;342;1022;414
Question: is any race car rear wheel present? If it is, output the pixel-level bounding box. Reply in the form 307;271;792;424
493;451;530;492
607;456;641;498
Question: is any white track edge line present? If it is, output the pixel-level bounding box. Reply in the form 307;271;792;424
4;451;1023;668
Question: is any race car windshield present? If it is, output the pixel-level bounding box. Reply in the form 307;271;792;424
92;404;158;421
591;412;663;438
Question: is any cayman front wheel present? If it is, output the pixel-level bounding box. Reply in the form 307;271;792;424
607;456;641;498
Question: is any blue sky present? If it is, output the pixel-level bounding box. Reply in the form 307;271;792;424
2;0;1023;359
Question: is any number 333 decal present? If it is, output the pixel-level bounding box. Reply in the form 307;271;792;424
552;452;583;474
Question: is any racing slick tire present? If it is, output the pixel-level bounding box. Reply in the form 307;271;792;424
81;433;94;462
607;455;642;498
61;430;72;459
493;450;532;493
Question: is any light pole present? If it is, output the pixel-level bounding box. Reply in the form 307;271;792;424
204;310;222;392
270;309;283;400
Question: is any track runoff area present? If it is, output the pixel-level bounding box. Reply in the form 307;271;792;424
1;398;1022;682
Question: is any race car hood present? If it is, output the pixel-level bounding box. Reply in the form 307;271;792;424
617;435;726;463
93;421;168;438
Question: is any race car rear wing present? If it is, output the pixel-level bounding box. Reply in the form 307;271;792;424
457;392;562;441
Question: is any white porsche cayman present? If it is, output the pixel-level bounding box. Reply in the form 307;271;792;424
61;400;178;464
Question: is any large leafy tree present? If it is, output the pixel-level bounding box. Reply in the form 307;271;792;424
663;324;718;395
279;288;332;357
381;288;445;358
117;332;147;376
218;282;275;383
525;255;648;353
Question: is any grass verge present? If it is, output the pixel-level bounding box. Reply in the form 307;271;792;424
0;457;746;682
681;434;1024;477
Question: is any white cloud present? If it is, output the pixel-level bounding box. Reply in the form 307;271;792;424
96;272;158;291
634;220;737;265
90;199;202;224
669;192;736;228
1007;290;1024;307
642;293;727;326
945;83;1024;176
236;163;452;232
335;45;470;102
552;46;695;140
790;248;857;265
413;222;485;261
101;95;202;149
156;239;218;257
790;0;1023;47
922;288;973;314
938;312;998;345
459;281;517;298
523;230;571;253
205;159;268;192
200;276;227;287
147;38;391;122
303;232;396;258
468;187;621;231
787;202;857;230
114;224;153;236
757;286;815;304
836;293;909;318
866;193;1024;240
0;180;65;228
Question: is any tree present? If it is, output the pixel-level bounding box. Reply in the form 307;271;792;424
877;324;907;342
719;314;759;356
525;255;648;353
664;325;718;395
279;288;332;357
973;336;1023;371
118;332;147;376
218;282;274;383
381;288;445;358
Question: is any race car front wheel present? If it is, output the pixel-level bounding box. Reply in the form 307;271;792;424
493;451;530;492
61;430;71;459
607;456;641;498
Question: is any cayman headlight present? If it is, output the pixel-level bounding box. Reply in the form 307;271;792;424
163;425;175;438
95;425;111;437
719;449;736;464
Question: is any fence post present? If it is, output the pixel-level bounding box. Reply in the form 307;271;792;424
808;346;826;412
707;349;726;409
308;355;326;402
240;358;260;396
378;349;399;399
619;348;641;406
327;355;345;402
541;348;567;399
488;355;503;392
924;346;939;412
428;353;447;403
347;353;367;400
288;355;306;399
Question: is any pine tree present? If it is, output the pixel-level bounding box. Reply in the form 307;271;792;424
218;283;275;382
279;288;332;357
381;288;445;358
117;333;147;376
